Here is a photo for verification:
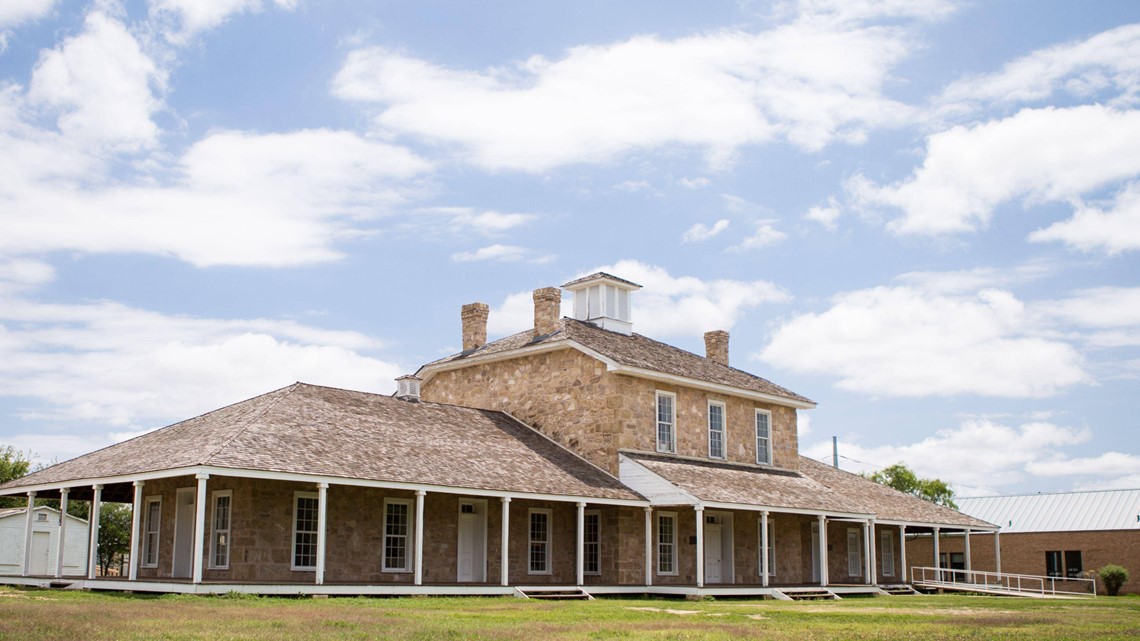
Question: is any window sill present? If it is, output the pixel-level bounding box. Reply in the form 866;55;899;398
382;568;413;574
291;567;316;572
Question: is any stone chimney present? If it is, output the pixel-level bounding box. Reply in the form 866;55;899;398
704;330;729;366
461;302;489;351
533;287;561;336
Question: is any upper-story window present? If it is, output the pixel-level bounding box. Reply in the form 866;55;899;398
708;401;726;459
755;409;772;465
656;391;676;453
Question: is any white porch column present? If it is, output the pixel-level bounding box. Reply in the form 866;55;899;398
87;485;102;579
760;510;770;588
192;474;209;584
868;520;878;585
932;527;941;581
576;502;586;586
643;507;653;586
817;515;828;587
500;497;511;587
899;525;908;583
694;505;705;588
22;491;36;576
863;520;873;585
963;529;972;573
414;490;425;586
994;531;1002;574
55;489;69;579
315;482;329;585
128;481;144;581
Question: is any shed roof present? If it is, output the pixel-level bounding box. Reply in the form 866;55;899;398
957;489;1140;533
422;318;813;407
0;383;642;502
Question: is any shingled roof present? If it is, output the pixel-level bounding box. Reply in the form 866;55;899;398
422;318;813;406
0;383;642;502
797;457;996;529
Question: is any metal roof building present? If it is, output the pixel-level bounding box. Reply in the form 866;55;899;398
957;489;1140;533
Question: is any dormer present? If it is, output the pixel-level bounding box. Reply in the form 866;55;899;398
562;272;642;336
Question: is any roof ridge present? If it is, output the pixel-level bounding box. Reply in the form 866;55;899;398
960;488;1140;500
198;383;301;466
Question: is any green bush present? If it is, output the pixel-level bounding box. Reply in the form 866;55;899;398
1099;565;1130;596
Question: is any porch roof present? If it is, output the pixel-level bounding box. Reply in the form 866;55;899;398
621;451;874;515
796;457;996;530
0;383;642;503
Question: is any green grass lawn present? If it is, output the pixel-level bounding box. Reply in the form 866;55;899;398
0;587;1137;641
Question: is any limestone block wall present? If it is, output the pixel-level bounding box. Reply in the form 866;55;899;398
422;347;800;475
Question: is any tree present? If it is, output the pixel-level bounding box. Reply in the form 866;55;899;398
0;446;33;509
97;504;133;575
864;463;957;509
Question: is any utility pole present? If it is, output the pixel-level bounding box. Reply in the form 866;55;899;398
832;436;839;468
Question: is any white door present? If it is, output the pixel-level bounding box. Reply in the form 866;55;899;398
704;523;722;584
172;488;195;579
30;531;51;575
810;521;821;583
456;501;486;583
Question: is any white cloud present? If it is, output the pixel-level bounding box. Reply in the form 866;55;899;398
804;197;840;230
679;177;710;189
410;207;536;238
0;128;431;266
451;244;552;264
27;11;165;151
0;0;58;28
682;219;730;243
803;418;1093;495
149;0;298;42
894;262;1054;294
797;410;812;438
730;220;787;251
1029;181;1140;254
332;6;927;171
1044;287;1140;330
938;23;1140;113
849;105;1140;238
0;296;403;453
760;285;1090;398
0;258;54;294
1025;451;1140;478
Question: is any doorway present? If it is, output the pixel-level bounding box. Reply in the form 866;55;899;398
810;521;821;583
703;512;734;584
456;499;487;582
29;531;51;575
172;487;196;579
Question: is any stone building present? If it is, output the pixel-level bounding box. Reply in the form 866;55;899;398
907;489;1139;595
0;272;994;597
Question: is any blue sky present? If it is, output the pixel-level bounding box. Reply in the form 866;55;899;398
1;0;1138;497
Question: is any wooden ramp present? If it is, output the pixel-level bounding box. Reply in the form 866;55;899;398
911;567;1096;599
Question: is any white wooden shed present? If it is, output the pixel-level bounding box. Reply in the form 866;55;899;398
0;506;89;576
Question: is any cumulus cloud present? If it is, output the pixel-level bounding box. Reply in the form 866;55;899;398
804;197;841;230
0;128;432;266
1029;181;1140;254
149;0;298;42
760;285;1090;398
332;4;929;171
802;418;1093;496
729;220;788;251
0;0;58;27
26;10;165;151
487;260;789;338
849;105;1140;239
450;244;553;264
682;219;730;243
0;295;403;463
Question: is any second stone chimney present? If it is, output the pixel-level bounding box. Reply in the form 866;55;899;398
533;287;561;337
704;330;729;366
461;302;489;351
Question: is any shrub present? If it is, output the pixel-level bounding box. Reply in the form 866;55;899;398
1099;565;1130;596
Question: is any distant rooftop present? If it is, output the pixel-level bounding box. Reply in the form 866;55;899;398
957;489;1140;533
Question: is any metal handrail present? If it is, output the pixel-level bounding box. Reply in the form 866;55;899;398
910;566;1096;598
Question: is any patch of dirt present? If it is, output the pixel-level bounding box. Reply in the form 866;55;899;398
625;607;702;616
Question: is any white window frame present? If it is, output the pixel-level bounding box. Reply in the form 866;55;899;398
657;512;678;576
758;515;775;578
880;530;895;577
583;509;601;576
291;491;319;572
656;391;676;454
755;409;773;465
707;400;726;460
847;527;862;577
382;498;414;573
528;508;553;575
142;495;161;569
208;490;233;570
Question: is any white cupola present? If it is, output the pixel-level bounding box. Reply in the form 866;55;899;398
561;272;642;335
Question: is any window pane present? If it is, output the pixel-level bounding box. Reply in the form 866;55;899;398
657;395;674;453
584;513;600;574
1045;551;1062;577
384;502;410;570
756;412;771;464
294;496;319;568
529;512;550;573
708;404;725;459
1065;551;1083;578
658;515;675;574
